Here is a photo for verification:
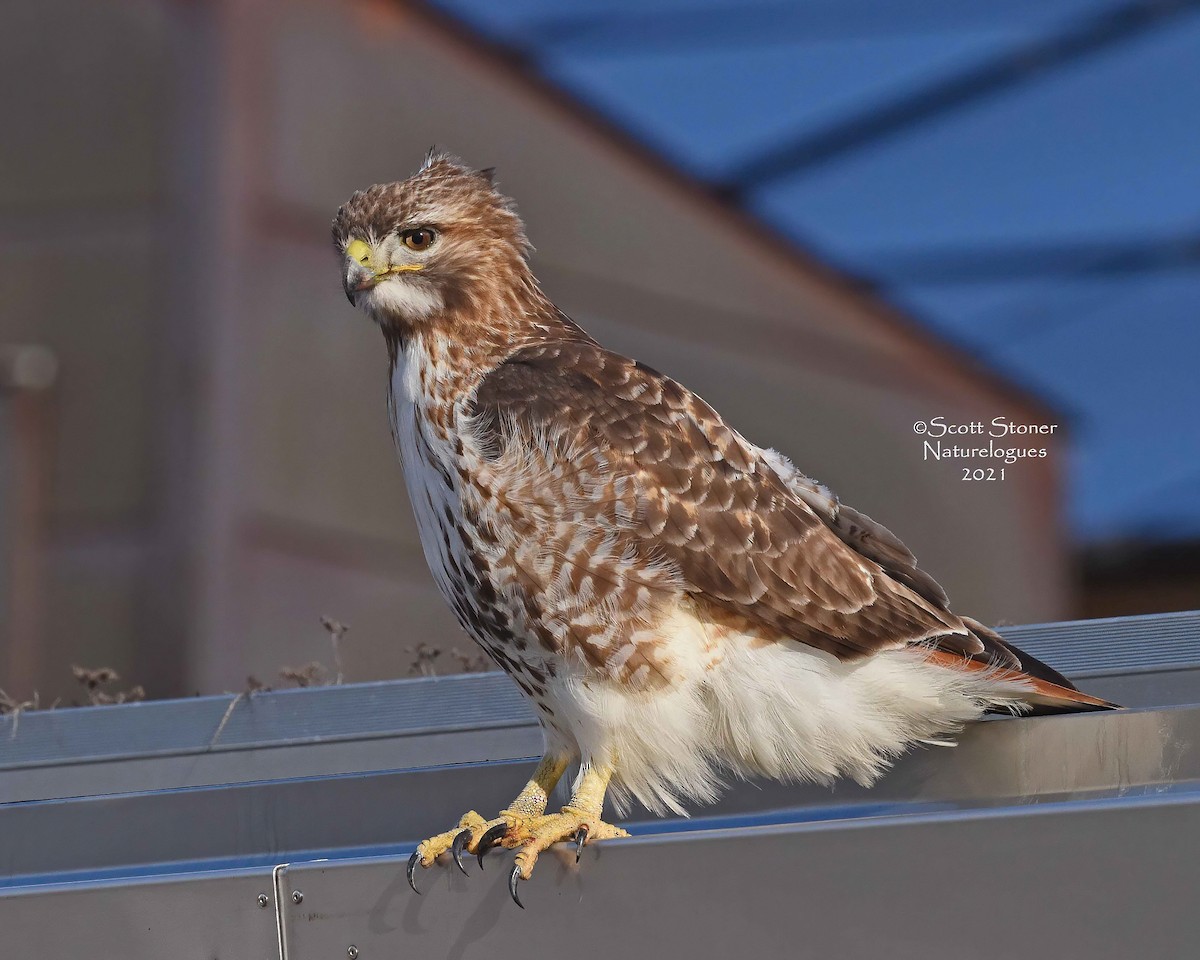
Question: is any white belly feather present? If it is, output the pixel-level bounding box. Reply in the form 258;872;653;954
559;603;1029;816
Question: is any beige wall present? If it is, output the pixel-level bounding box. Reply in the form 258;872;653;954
0;0;172;700
0;0;1070;701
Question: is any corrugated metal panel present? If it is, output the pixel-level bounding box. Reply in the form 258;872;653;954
1000;608;1200;675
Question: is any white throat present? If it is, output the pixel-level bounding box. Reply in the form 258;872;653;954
362;277;443;325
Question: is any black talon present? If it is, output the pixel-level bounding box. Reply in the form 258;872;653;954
508;863;525;909
451;828;473;876
574;824;589;863
477;822;509;870
407;849;422;895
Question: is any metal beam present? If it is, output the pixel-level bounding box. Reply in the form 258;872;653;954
1;698;1196;887
273;792;1200;960
522;1;1073;51
2;610;1199;804
2;611;1199;957
868;235;1200;284
718;0;1200;193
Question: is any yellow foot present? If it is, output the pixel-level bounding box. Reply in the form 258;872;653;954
496;806;630;908
406;810;490;892
405;805;629;905
405;808;552;891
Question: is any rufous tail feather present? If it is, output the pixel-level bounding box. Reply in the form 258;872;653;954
924;648;1118;712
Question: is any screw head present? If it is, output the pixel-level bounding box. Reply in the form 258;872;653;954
257;893;270;908
347;947;359;959
291;890;303;904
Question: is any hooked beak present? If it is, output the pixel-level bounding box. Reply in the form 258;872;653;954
343;260;375;304
343;238;379;305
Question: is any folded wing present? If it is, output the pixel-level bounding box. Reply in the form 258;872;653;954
473;340;981;663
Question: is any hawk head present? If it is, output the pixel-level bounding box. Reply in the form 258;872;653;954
332;152;530;330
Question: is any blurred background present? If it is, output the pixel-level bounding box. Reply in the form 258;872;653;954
1;0;1196;705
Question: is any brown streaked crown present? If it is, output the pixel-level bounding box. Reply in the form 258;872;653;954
331;152;528;255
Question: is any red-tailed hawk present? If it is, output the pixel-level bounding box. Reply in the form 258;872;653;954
332;153;1113;907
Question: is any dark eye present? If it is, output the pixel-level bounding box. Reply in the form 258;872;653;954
401;227;436;251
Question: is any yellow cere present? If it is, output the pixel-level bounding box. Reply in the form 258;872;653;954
346;239;422;276
346;239;371;265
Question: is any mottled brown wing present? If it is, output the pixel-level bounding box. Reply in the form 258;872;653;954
471;341;972;661
766;460;986;661
769;467;950;608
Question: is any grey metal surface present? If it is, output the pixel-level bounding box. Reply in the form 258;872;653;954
1;701;1193;888
0;671;532;769
1001;608;1200;675
1075;666;1200;711
2;609;1198;805
0;673;539;804
0;722;543;806
274;791;1200;960
1;610;1198;958
0;867;279;960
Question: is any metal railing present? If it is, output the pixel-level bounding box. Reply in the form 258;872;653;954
1;609;1197;958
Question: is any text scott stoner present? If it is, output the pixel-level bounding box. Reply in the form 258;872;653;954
913;417;1059;438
